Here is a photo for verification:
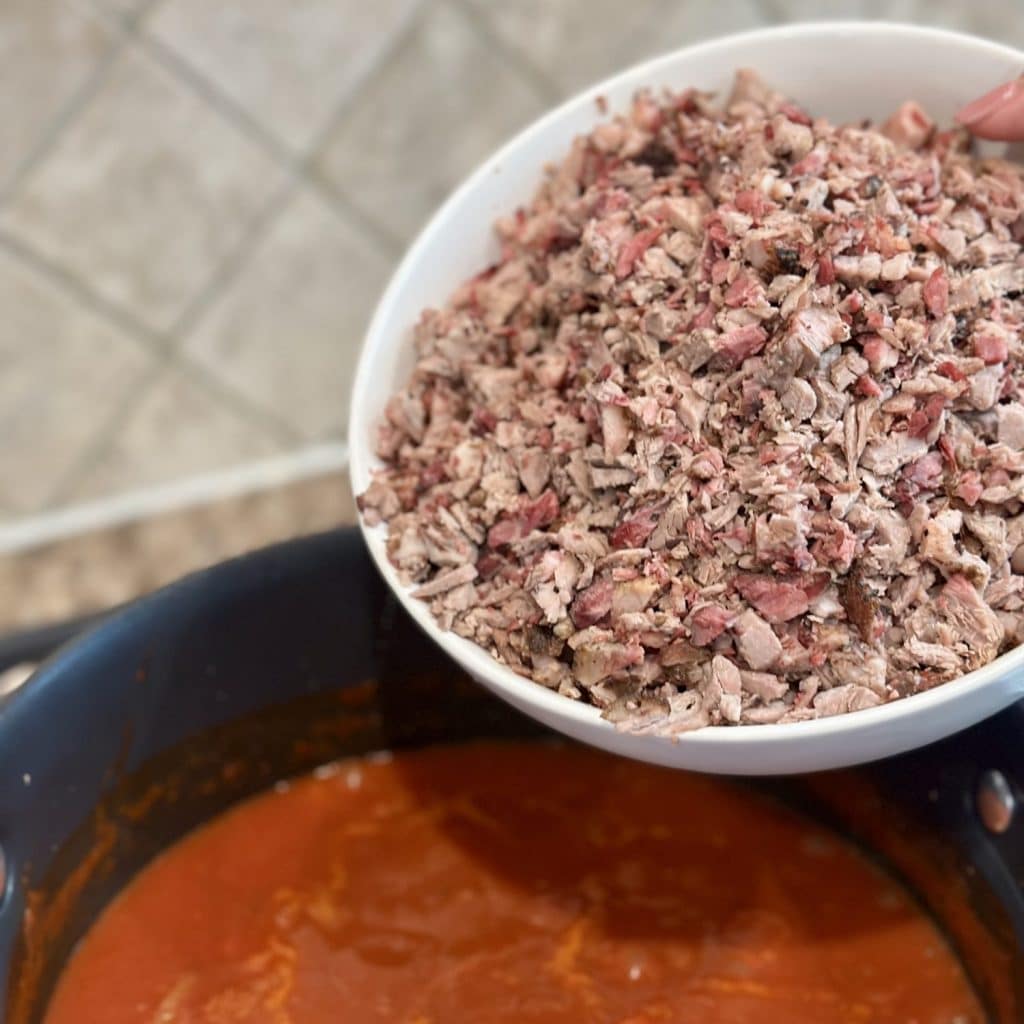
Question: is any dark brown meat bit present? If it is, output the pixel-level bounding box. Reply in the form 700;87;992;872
526;625;565;658
774;244;801;274
632;140;677;177
839;564;878;643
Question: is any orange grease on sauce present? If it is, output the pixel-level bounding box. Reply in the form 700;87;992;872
45;744;983;1024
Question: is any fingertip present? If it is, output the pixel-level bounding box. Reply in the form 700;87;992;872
956;79;1021;128
960;88;1024;141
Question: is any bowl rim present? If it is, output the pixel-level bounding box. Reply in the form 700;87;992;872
349;20;1024;755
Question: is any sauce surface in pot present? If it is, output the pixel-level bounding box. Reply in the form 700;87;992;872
45;743;983;1023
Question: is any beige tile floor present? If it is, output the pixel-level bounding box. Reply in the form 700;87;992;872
6;0;1024;526
0;470;356;633
4;0;1024;630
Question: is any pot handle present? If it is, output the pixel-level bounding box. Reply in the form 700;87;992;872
0;610;109;677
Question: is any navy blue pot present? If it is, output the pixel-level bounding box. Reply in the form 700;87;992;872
0;529;1020;1021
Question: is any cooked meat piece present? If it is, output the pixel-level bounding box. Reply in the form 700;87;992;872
611;577;662;618
360;69;1024;735
761;306;848;389
781;379;817;421
881;100;933;149
733;574;809;623
740;669;791;702
825;651;888;695
517;448;551;499
573;639;645;687
731;610;783;671
935;574;1005;670
813;684;885;717
964;512;1008;564
686;603;736;646
571;578;614;629
918;511;990;587
411;564;479;598
997;403;1024;450
625;689;710;736
837;563;880;643
704;655;743;724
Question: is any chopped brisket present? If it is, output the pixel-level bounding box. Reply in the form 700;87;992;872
360;70;1024;734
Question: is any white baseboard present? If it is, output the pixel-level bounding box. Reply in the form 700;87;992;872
0;442;350;556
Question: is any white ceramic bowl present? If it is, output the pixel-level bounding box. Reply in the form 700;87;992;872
350;22;1024;775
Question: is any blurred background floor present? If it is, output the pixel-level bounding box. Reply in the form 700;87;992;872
4;0;1024;630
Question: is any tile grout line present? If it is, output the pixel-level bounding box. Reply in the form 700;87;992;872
165;177;297;341
0;191;307;447
136;0;429;347
304;177;405;258
755;0;790;23
173;355;305;447
0;20;127;208
127;29;296;158
293;0;433;257
0;229;166;351
75;0;164;31
130;11;411;258
448;0;563;105
123;0;167;29
298;0;431;162
45;358;167;506
47;329;307;514
45;334;306;510
292;0;432;204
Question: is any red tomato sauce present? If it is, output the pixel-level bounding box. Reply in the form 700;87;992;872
45;743;983;1023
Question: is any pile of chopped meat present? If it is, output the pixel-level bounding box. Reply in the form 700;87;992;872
358;70;1024;733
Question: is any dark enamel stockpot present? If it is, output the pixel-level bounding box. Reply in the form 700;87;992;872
0;529;1021;1021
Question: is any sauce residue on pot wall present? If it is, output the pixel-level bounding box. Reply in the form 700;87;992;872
44;743;984;1023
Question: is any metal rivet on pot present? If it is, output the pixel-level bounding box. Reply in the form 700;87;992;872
976;770;1016;835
